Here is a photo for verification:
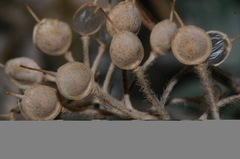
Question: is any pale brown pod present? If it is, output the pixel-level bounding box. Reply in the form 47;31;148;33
6;85;62;121
33;18;72;56
56;62;94;100
110;30;144;70
25;4;72;56
106;1;141;37
150;19;178;56
171;25;212;65
4;57;44;90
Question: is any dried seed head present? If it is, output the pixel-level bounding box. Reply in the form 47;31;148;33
206;31;232;66
171;25;212;65
106;1;141;37
110;30;144;70
4;57;44;90
150;19;178;56
56;62;94;100
6;85;62;121
33;18;72;56
72;3;104;36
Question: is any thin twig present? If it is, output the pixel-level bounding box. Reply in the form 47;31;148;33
91;44;107;75
103;62;115;92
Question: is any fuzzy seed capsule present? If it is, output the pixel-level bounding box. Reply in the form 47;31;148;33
4;57;44;90
106;1;141;37
171;25;212;65
33;18;72;56
150;19;178;56
56;62;94;100
110;30;144;70
19;85;62;121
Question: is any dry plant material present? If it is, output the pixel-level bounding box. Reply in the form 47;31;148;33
25;4;72;56
1;57;44;90
72;1;104;67
5;85;62;121
106;0;141;37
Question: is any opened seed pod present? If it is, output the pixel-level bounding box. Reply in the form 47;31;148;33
56;62;94;100
110;30;144;70
72;3;104;36
6;85;62;121
150;19;178;56
106;1;141;37
206;31;232;66
4;57;44;90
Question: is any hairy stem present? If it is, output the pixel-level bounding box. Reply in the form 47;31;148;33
195;63;220;120
133;66;170;120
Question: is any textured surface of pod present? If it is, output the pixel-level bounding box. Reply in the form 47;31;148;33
171;25;212;65
110;31;144;70
56;62;94;100
33;18;72;56
4;57;44;90
150;19;178;56
20;85;62;120
106;1;141;37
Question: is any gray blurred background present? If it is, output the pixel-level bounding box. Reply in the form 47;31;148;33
1;0;240;120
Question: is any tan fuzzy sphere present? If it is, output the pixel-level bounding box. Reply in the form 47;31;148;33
56;62;94;100
20;85;62;120
4;57;44;90
171;25;212;65
106;1;141;37
150;19;177;56
110;30;144;70
33;18;72;56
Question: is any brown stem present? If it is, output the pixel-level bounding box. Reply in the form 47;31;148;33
195;63;220;119
133;66;170;120
81;36;90;67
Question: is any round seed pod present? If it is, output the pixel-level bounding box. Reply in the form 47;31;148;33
206;31;232;66
171;25;212;65
106;1;141;37
33;18;72;56
72;3;104;36
110;30;144;70
19;85;62;121
150;19;178;56
4;57;44;90
56;62;94;100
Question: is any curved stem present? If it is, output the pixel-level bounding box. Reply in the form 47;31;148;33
103;62;115;92
91;44;107;75
160;65;193;107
